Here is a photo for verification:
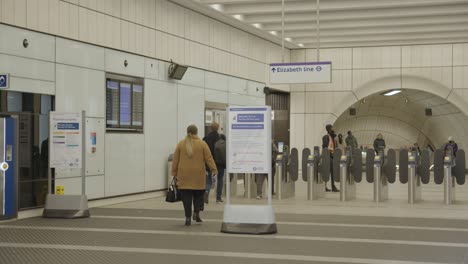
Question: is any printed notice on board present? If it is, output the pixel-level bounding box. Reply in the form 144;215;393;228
50;112;82;168
227;107;271;174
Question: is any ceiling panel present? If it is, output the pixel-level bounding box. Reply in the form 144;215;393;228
172;0;468;48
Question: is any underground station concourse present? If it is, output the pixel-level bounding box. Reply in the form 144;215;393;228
2;0;468;263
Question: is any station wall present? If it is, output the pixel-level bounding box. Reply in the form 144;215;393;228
0;0;290;91
0;23;265;199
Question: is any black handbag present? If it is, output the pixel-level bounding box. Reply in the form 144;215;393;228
166;177;181;203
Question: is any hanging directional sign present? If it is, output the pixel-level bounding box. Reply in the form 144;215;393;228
269;62;331;84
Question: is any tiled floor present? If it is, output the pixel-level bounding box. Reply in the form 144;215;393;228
2;178;468;263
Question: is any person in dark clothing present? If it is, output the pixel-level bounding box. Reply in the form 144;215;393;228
213;134;226;203
203;122;220;204
322;124;339;192
255;141;278;199
444;136;458;156
345;131;358;153
373;133;386;155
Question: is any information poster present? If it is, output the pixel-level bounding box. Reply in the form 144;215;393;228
227;107;271;174
50;112;82;168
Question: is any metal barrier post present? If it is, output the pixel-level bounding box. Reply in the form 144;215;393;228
373;155;382;203
408;155;417;204
444;156;454;205
339;154;347;202
307;157;313;201
276;155;283;200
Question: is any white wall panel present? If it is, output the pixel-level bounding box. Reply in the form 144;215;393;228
56;38;105;70
247;81;265;98
145;79;178;190
184;40;209;69
210;20;230;51
453;67;468;89
230;54;249;80
402;44;452;67
105;134;145;196
228;77;247;95
48;0;60;35
205;71;229;92
205;89;228;104
320;48;352;70
209;48;231;74
58;1;79;39
105;49;145;77
167;2;185;37
55;64;105;117
306;70;352;92
228;93;255;106
230;28;249;57
248;35;266;63
8;76;54;95
447;89;468;116
144;58;160;80
291;49;306;62
185;10;210;45
248;59;266;83
290;92;305;114
55;175;104;199
177;84;205;140
0;24;55;62
155;0;168;32
85;118;105;176
353;46;401;69
305;91;353;116
290;114;305;151
0;54;54;81
453;43;468;66
155;31;169;61
178;68;205;88
167;35;185;64
352;68;401;98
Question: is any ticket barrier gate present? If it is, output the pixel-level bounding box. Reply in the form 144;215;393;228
399;149;430;204
0;117;17;221
275;148;298;200
433;148;465;205
333;148;362;201
302;147;325;200
366;149;396;203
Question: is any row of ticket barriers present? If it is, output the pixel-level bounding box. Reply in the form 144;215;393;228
261;146;465;205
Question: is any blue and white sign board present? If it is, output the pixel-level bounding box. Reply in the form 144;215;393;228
222;106;277;235
227;108;271;174
0;74;9;89
50;112;82;169
269;62;331;84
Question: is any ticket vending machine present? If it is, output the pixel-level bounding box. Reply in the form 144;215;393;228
0;117;17;221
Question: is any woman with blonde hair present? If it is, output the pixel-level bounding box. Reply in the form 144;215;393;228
172;124;218;226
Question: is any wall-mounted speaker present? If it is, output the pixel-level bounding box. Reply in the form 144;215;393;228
349;108;356;115
425;108;432;116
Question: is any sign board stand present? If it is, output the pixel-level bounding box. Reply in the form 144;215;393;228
43;111;90;219
221;106;277;234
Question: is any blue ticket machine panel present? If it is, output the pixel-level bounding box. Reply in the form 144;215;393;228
0;118;16;220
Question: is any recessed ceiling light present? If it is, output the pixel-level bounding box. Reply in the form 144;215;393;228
252;23;262;29
233;14;244;21
382;89;402;96
284;37;292;42
209;4;223;12
298;43;304;47
269;31;278;36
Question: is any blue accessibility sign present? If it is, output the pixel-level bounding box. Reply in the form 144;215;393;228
0;74;9;89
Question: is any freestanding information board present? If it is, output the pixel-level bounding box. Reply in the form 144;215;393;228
221;106;277;234
43;111;90;219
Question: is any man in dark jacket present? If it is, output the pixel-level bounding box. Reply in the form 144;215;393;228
213;134;226;203
322;124;339;192
203;122;220;204
345;131;358;153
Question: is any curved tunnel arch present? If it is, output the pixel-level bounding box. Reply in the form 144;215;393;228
330;74;468;153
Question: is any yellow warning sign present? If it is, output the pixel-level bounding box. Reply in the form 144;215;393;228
55;186;65;195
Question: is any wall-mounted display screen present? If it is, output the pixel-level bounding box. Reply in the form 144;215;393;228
105;76;144;131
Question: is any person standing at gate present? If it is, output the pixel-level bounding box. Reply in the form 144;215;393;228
444;136;458;156
373;133;386;155
322;124;339;192
345;131;358;153
203;122;220;204
172;125;218;226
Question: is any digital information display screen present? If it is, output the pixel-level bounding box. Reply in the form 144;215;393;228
120;83;131;126
132;85;143;127
106;80;119;126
